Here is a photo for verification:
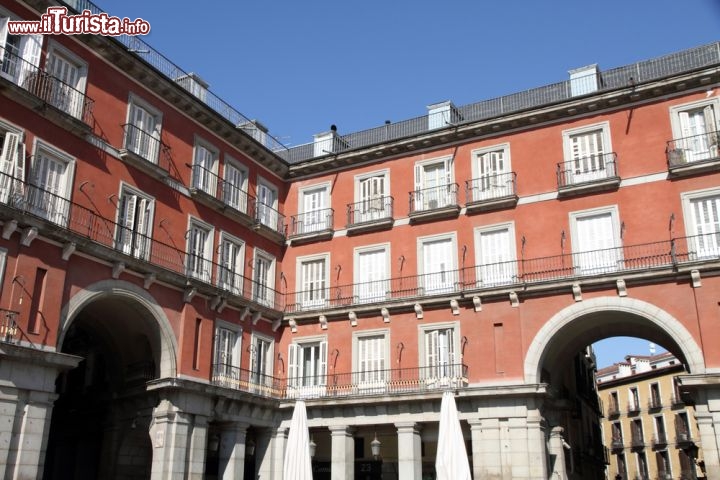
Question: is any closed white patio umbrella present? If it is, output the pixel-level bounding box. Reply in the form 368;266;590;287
283;400;313;480
435;390;472;480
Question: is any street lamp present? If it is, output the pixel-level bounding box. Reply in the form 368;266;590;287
371;432;381;459
309;436;317;458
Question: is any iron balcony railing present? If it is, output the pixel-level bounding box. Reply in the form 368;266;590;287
628;401;641;415
347;196;393;226
0;169;284;310
280;42;720;163
1;46;94;125
652;433;668;447
252;198;286;237
0;309;20;343
285;232;720;313
670;394;685;407
289;208;334;237
60;0;288;153
610;437;624;450
122;123;173;170
409;183;459;214
557;152;618;188
630;431;645;448
189;163;253;217
607;402;621;417
675;428;693;444
648;395;663;410
666;130;720;167
210;363;468;400
466;172;517;204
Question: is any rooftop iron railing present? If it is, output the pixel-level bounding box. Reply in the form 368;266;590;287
1;46;94;125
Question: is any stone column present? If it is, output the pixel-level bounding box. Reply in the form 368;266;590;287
329;425;354;480
6;390;57;480
149;402;193;480
395;422;422;480
468;417;505;479
218;422;249;480
527;409;548;479
256;426;287;480
695;408;719;479
547;426;568;480
187;415;209;480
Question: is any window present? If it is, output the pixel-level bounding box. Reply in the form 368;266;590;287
474;223;516;286
413;156;454;211
636;451;649;479
249;333;274;391
29;141;74;226
649;383;661;409
296;254;329;309
288;337;327;397
470;144;512;201
0;129;25;205
562;122;613;184
418;234;457;294
353;330;388;391
354;171;390;223
191;138;218;195
298;183;330;234
186;218;213;282
611;422;623;445
222;157;248;214
217;232;244;295
256;177;279;229
0;10;42;86
676;412;691;440
419;322;461;385
609;391;620;414
654;415;667;443
670;99;720;163
354;244;389;303
124;95;162;163
681;189;720;259
45;42;87;119
616;453;627;479
656;450;671;479
252;249;275;307
212;320;241;387
115;185;153;260
628;387;640;412
570;206;622;274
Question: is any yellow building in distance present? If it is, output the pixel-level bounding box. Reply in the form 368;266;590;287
597;352;705;480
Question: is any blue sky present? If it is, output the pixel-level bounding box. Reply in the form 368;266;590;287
92;1;714;367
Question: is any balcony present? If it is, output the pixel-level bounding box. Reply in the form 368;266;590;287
675;429;694;446
0;309;20;344
346;196;394;235
610;437;624;451
465;172;518;213
648;396;663;411
187;163;256;226
670;394;685;408
667;131;720;177
627;401;641;415
652;432;668;448
211;363;468;400
557;152;620;197
288;208;334;244
0;47;94;130
0;169;284;313
119;124;176;180
607;402;621;418
630;433;645;449
408;184;461;223
251;198;286;242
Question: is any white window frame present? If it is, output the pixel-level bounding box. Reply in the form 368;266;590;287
222;155;249;213
212;319;242;388
216;231;245;295
413;155;454;211
561;121;613;185
29;138;75;227
569;205;622;275
669;98;720;163
297;182;331;234
44;40;88;119
352;329;390;391
628;386;640;411
287;335;328;399
0;6;42;86
114;183;154;260
186;216;214;282
256;176;279;229
470;143;512;202
0;122;25;205
418;321;462;387
191;136;219;195
353;169;390;223
295;253;330;310
252;248;276;307
249;332;274;392
417;232;458;295
353;243;390;303
681;187;720;259
124;93;162;163
611;421;623;443
473;222;517;287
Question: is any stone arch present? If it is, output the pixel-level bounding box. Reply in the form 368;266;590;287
524;296;705;384
58;279;178;378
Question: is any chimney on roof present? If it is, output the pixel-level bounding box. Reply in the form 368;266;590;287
238;120;269;147
569;64;599;97
174;72;209;102
313;125;345;157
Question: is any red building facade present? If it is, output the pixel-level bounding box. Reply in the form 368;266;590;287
1;1;720;479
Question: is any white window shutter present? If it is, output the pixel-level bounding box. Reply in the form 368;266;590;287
18;35;42;86
121;194;137;252
318;340;327;385
0;17;8;51
679;111;693;139
288;343;299;387
414;164;423;192
15;139;25;184
0;132;19;177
